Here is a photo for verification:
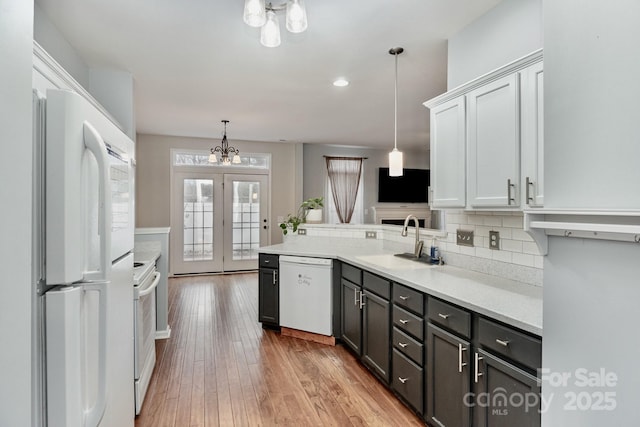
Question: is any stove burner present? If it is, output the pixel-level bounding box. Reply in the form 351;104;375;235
133;262;144;268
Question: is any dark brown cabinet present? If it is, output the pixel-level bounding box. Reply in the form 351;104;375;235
340;277;362;354
473;349;541;427
340;265;391;384
258;254;279;326
362;289;390;383
426;323;472;427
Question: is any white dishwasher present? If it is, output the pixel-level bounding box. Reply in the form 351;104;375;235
279;255;333;336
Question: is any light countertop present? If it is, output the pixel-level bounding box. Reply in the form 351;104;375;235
134;250;161;264
260;237;542;336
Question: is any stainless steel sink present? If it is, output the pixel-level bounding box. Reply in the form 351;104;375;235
394;252;436;264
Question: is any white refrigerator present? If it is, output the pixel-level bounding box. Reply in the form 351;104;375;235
33;89;136;427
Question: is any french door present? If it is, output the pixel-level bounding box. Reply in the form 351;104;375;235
171;172;268;274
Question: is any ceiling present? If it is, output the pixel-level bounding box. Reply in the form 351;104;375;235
35;0;502;150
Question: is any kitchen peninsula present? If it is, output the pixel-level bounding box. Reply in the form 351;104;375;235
259;224;543;425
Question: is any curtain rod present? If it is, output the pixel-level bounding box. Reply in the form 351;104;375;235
323;156;368;160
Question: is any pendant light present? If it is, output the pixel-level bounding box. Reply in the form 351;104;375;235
286;0;308;33
243;0;266;27
389;47;404;177
260;8;281;48
208;120;241;165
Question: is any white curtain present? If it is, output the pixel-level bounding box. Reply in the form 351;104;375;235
325;157;364;224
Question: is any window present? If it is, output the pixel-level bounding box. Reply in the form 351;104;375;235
172;150;270;169
325;157;365;224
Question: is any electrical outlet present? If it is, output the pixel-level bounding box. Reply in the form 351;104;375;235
298;228;307;235
365;231;377;239
489;231;500;250
456;229;474;247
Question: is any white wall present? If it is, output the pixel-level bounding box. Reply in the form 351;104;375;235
34;3;89;88
447;0;542;89
89;69;136;140
544;0;640;209
0;2;34;426
135;134;300;245
542;2;640;425
302;143;429;224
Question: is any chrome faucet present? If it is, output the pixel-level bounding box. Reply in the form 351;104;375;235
401;214;424;258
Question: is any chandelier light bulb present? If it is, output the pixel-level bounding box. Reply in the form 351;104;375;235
243;0;266;27
261;9;281;47
286;0;308;33
208;153;217;163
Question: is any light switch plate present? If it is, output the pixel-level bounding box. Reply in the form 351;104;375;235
457;229;474;247
365;231;377;239
489;231;500;250
298;228;307;235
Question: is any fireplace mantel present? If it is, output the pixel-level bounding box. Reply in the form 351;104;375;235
371;205;431;228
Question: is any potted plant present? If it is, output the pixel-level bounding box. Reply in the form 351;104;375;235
279;213;304;235
301;197;324;223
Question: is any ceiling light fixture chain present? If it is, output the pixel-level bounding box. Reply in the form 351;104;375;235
209;120;241;165
388;47;404;177
243;0;308;48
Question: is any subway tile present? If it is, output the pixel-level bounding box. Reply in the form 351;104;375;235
534;255;544;269
460;245;476;256
492;250;512;263
501;239;523;253
475;226;491;237
511;228;533;241
523;241;541;255
484;216;503;227
495;227;512;239
476;248;493;259
468;215;484;225
502;216;524;228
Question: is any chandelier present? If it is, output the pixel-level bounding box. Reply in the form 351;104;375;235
209;120;241;165
243;0;308;48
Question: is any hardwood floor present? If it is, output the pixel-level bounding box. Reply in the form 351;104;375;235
135;273;424;427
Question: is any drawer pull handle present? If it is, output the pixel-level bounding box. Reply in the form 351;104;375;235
438;313;450;320
359;292;366;309
458;343;467;373
354;288;360;306
398;377;409;384
474;352;484;383
398;342;408;348
399;319;409;325
496;339;510;347
399;295;409;301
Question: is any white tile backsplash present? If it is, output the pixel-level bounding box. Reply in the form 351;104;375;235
440;210;543;286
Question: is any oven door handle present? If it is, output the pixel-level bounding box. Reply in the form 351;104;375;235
138;272;161;297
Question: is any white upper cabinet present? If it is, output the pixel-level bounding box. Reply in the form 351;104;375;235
429;97;466;208
424;49;543;211
467;73;520;208
520;61;544;207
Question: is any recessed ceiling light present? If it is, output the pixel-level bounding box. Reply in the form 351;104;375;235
333;79;349;87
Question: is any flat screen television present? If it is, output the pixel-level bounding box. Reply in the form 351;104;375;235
378;168;430;203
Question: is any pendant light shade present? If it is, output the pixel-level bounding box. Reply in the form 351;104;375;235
286;0;308;33
243;0;266;27
261;9;281;47
389;148;404;177
388;47;404;177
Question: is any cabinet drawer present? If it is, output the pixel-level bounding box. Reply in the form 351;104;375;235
427;298;471;339
392;283;424;315
392;349;423;415
478;317;541;370
363;271;390;299
342;263;362;286
393;327;423;366
259;253;279;268
393;305;424;341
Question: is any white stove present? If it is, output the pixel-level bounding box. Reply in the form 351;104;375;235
132;259;159;415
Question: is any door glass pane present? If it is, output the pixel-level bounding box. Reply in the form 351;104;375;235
231;181;260;260
183;179;214;261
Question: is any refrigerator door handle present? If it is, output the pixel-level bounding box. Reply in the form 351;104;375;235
82;121;112;282
83;281;109;427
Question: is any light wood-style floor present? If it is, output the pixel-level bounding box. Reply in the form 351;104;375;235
135;273;424;427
